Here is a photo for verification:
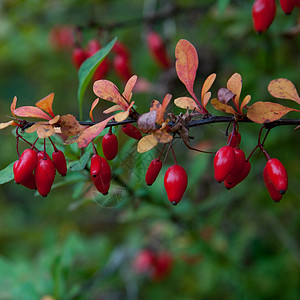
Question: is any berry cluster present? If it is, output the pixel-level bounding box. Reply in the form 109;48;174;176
252;0;300;33
13;139;67;197
72;40;132;82
214;129;251;190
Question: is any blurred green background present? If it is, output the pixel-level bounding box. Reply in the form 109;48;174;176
1;0;300;299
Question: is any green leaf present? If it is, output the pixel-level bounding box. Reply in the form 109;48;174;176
68;152;91;172
217;0;230;14
77;37;117;120
0;162;14;184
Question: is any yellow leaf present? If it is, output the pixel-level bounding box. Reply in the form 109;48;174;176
37;124;55;139
201;73;216;100
137;134;158;153
174;97;201;112
89;98;99;122
227;73;242;109
114;111;129;122
123;75;137;101
247;101;300;124
103;104;123;114
152;130;173;143
202;92;211;109
211;98;237;115
49;115;60;125
268;78;300;104
0;120;14;129
240;95;251;112
35;93;55;118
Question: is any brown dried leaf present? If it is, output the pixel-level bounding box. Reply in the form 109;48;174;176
77;116;114;148
240;95;251;112
137;111;157;133
59;114;86;136
211;98;237;115
89;98;99;122
268;78;300;104
137;134;158;153
35;93;55;117
201;73;216;99
123;75;137;101
227;73;242;108
202;92;211;109
0;120;14;129
93;80;128;110
175;39;198;100
218;88;235;104
247;101;300;124
174;97;201;112
103;104;123;114
152;130;173;143
14;106;52;120
10;96;17;117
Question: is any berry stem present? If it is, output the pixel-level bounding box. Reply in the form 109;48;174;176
43;139;47;160
92;141;98;155
170;145;178;165
158;144;166;161
48;137;58;152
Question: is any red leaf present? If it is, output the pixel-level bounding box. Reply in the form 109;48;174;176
77;116;114;148
123;75;137;101
14;106;52;120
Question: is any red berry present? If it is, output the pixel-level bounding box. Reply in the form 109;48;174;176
13;149;37;184
20;172;36;190
152;252;173;281
112;41;130;60
263;166;283;202
92;157;111;195
227;131;241;148
72;47;87;69
121;124;142;140
225;160;251;189
213;146;236;183
146;31;171;69
90;154;102;178
133;249;155;274
49;25;75;50
37;151;51;161
52;150;67;176
113;55;132;82
145;159;162;186
265;158;288;194
35;157;56;197
280;0;296;14
227;148;246;178
164;165;188;205
102;132;118;160
252;0;276;33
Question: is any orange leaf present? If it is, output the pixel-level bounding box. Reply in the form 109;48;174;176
174;97;201;112
201;73;216;100
240;95;251;112
0;120;14;129
247;101;300;124
89;98;99;122
268;78;300;104
103;104;123;114
137;134;158;153
123;75;137;101
77;116;114;148
150;100;162;122
210;98;237;115
10;96;17;117
93;80;128;110
49;115;60;125
35;93;55;118
58;114;87;136
175;39;198;101
202;92;212;109
14;106;52;120
227;73;242;109
161;94;172;115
